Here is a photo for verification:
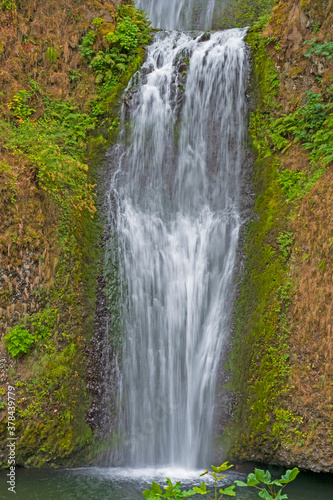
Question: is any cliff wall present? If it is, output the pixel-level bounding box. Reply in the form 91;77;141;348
0;0;150;467
225;0;333;472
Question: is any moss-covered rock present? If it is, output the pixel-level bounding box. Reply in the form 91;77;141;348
224;1;333;473
0;0;151;468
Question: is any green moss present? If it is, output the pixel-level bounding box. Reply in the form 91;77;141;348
0;2;152;467
224;17;299;459
213;0;274;29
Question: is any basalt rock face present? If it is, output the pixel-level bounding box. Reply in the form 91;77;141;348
225;0;333;473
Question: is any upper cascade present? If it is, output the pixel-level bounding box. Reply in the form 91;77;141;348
137;0;217;31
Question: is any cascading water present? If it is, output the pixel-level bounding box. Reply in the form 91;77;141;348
137;0;217;30
106;1;249;469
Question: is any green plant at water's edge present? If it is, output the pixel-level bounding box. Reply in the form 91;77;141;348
235;467;300;499
142;464;300;500
79;4;151;117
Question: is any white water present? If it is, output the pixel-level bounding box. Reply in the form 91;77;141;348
137;0;217;30
108;25;248;468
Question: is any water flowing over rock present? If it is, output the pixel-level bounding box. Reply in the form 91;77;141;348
137;0;217;30
107;27;249;467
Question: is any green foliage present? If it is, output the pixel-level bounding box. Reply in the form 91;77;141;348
304;39;333;60
225;20;304;458
143;478;206;499
200;463;235;500
235;467;300;500
0;161;19;202
213;0;274;30
0;0;16;12
4;87;97;216
278;170;307;201
143;466;299;500
106;18;140;52
5;324;35;357
271;90;333;171
277;232;294;260
79;30;97;63
30;308;58;342
4;308;59;357
45;46;60;64
143;464;236;500
7;89;36;121
79;6;151;115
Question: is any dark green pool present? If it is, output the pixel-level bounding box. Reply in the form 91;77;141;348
0;465;332;500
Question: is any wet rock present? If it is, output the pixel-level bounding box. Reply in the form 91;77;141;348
200;32;211;43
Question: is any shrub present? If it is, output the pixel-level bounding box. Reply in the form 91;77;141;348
142;464;300;500
5;324;35;357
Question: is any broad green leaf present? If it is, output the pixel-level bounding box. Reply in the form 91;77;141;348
219;485;236;497
255;469;272;484
233;480;247;487
211;471;218;480
279;468;300;484
193;482;209;495
246;473;260;487
270;480;283;487
258;490;273;500
144;482;163;497
179;490;195;498
151;482;163;494
211;462;233;473
143;488;161;499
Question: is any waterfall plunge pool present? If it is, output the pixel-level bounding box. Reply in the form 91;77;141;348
0;465;332;499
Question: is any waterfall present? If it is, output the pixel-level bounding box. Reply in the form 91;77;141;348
137;0;217;30
106;2;249;469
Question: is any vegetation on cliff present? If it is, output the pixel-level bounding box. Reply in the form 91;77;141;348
225;0;333;473
213;0;274;29
0;0;150;467
0;0;331;474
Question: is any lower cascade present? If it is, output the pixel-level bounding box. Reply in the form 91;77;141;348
108;28;249;468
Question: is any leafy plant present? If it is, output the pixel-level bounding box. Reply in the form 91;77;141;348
235;467;300;499
271;90;333;165
79;29;97;63
277;232;294;260
45;46;60;64
214;0;274;30
199;463;236;499
4;89;97;217
304;39;333;60
143;478;208;499
5;324;35;357
142;465;299;500
7;89;35;121
77;5;151;116
142;464;235;500
278;169;307;201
